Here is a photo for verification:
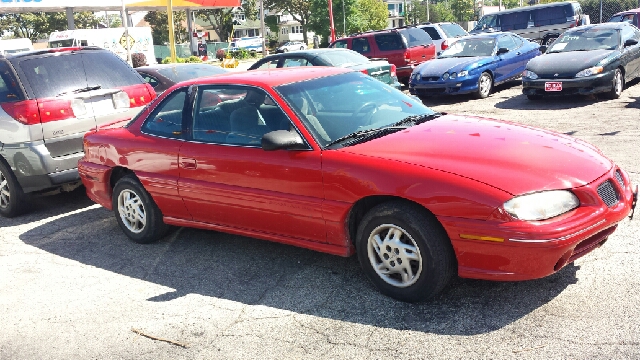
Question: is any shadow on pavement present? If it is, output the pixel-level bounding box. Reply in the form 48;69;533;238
19;205;578;336
1;187;94;227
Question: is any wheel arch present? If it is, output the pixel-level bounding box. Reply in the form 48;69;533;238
109;166;137;190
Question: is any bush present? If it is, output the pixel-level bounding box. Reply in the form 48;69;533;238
131;53;147;68
216;49;226;61
186;56;202;63
161;56;203;64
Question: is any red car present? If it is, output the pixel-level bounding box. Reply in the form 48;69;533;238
79;67;637;302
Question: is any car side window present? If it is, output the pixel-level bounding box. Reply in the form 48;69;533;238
352;37;371;54
497;35;517;51
256;58;279;69
634;27;640;41
374;34;404;51
283;57;312;67
421;27;441;40
511;34;524;48
622;14;635;24
191;86;292;147
331;40;348;49
141;74;160;88
141;89;186;139
621;25;635;44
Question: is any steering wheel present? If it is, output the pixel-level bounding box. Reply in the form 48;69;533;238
352;102;379;126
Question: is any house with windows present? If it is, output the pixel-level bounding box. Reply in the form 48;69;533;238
271;12;314;45
385;0;411;29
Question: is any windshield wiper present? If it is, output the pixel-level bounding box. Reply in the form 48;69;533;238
325;126;408;148
56;85;102;97
391;112;443;127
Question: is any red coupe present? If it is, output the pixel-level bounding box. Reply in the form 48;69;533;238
79;67;637;302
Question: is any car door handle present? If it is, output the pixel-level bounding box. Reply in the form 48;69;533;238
180;158;197;169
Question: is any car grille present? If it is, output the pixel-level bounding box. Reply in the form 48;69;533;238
615;170;624;188
421;76;441;82
597;180;619;207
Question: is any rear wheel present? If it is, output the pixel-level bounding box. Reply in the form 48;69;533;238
300;46;304;50
0;160;27;218
475;72;493;99
112;175;168;244
356;201;456;302
604;68;624;99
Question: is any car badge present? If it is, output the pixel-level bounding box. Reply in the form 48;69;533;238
554;73;559;77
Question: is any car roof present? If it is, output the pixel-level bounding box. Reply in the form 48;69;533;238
264;48;352;58
174;66;351;88
483;0;575;15
612;7;640;16
1;46;105;59
568;23;628;31
465;32;510;39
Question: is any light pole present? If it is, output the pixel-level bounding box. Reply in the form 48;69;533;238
167;0;177;62
260;0;267;56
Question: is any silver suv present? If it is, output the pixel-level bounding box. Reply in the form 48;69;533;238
0;47;155;217
471;1;585;45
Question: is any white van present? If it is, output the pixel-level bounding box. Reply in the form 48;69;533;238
229;36;264;52
48;27;156;64
0;38;34;56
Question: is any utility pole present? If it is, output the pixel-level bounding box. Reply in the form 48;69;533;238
167;0;177;62
328;0;336;43
260;0;266;56
122;0;132;66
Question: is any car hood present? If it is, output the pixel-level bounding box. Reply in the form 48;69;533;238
526;50;617;76
415;56;492;76
339;114;612;195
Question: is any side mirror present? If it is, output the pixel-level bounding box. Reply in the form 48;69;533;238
261;130;305;151
437;51;443;56
497;47;509;55
539;45;547;53
625;38;638;47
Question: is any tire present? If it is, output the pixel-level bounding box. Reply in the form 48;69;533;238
356;201;456;302
543;36;558;46
527;94;543;100
112;175;168;244
300;46;304;50
604;68;624;99
475;72;493;99
282;48;288;53
0;159;27;218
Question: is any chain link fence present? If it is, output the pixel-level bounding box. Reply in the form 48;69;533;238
579;0;638;23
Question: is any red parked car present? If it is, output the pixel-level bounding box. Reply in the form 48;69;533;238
79;67;637;302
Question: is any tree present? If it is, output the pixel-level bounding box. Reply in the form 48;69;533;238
196;9;234;42
0;12;99;42
265;14;280;33
309;0;358;42
350;0;388;33
579;0;637;23
143;11;187;45
450;0;474;21
97;13;123;28
265;0;313;44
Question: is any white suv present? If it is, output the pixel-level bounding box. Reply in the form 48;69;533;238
417;22;469;53
0;47;155;217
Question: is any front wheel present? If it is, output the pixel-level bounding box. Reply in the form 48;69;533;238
112;175;168;244
356;201;456;302
604;68;624;99
475;72;493;99
0;160;27;218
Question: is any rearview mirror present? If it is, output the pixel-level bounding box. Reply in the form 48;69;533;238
262;130;305;151
539;45;547;53
497;47;509;55
625;38;638;47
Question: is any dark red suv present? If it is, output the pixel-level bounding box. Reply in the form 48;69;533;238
329;26;436;85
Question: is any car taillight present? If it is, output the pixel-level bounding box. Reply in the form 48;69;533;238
38;99;76;123
120;84;155;108
404;50;411;64
390;64;397;77
441;40;449;51
360;69;368;75
1;100;40;125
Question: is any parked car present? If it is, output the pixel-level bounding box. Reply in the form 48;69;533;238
522;22;640;100
136;63;229;94
0;47;155;217
409;32;540;99
417;22;469;53
276;41;308;53
608;8;640;27
328;26;436;84
78;67;636;302
470;1;585;46
248;48;401;89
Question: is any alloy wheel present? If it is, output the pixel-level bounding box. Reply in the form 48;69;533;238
614;70;623;96
0;170;10;209
479;74;491;97
367;224;423;288
117;189;147;234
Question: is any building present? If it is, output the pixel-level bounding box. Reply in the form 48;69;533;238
385;0;411;29
273;12;314;44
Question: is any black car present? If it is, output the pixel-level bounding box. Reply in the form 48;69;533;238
248;48;402;89
136;63;229;94
522;22;640;99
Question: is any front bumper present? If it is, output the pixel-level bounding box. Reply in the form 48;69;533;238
409;77;479;96
522;70;615;96
437;166;634;281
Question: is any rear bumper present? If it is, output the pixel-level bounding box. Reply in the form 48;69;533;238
78;160;113;210
522;70;615;96
0;141;82;193
439;167;634;281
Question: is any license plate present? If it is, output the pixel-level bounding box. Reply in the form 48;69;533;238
545;82;562;92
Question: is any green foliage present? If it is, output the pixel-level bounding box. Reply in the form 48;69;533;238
578;0;637;23
450;0;474;21
143;11;187;45
0;12;99;42
309;0;357;40
265;0;313;44
97;13;123;28
265;15;280;33
350;0;388;33
161;56;204;64
195;9;234;42
226;48;259;60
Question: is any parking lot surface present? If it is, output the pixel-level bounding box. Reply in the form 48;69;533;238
1;80;639;359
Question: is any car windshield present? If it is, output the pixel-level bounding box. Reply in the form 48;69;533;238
275;72;436;148
157;65;228;83
439;38;495;58
319;50;369;67
548;28;620;52
440;23;468;38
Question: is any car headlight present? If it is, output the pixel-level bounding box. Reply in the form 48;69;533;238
458;70;468;77
503;190;580;221
412;72;420;80
442;73;450;80
523;70;538;79
575;66;604;78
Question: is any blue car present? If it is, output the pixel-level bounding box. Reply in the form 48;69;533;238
409;32;541;99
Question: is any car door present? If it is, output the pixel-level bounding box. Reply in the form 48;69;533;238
493;35;521;83
177;85;327;243
510;34;535;72
620;25;640;79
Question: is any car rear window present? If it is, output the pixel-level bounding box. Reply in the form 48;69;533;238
18;54;88;98
319;50;369;66
82;52;143;89
440;24;468;38
0;61;24;103
156;65;228;83
374;34;405;51
398;28;433;47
